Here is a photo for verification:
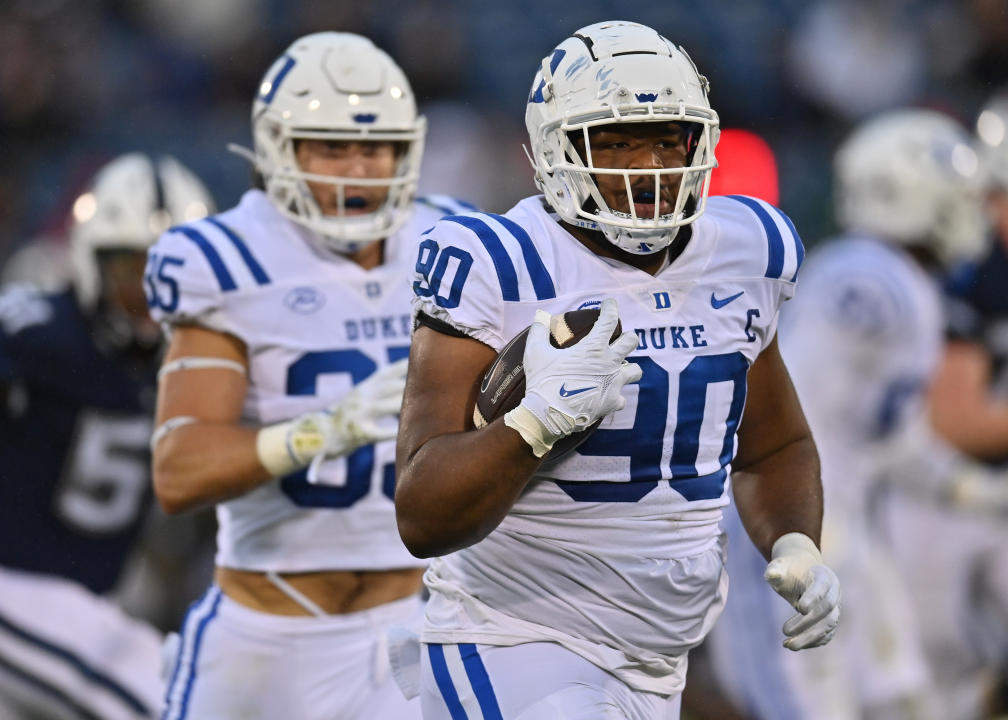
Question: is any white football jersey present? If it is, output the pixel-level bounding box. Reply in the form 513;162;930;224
706;237;944;716
411;194;804;694
148;189;472;572
778;235;943;520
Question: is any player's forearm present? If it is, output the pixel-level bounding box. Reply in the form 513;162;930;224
731;435;822;561
395;420;541;558
930;401;1008;460
929;342;1008;459
152;423;271;514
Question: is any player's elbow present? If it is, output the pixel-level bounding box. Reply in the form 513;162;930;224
396;511;440;559
396;501;487;558
152;474;192;515
151;454;198;515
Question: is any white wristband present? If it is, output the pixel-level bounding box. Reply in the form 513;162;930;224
149;416;197;451
504;404;555;458
255;415;327;477
770;532;821;562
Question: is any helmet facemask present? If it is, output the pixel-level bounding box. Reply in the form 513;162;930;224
94;248;163;351
546;115;716;254
253;118;425;254
70;153;214;348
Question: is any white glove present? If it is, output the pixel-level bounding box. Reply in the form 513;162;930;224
256;358;408;478
504;298;642;457
763;532;841;651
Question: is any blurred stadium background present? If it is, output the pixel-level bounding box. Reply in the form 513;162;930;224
2;0;1007;281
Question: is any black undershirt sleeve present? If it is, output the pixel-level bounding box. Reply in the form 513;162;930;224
414;310;470;338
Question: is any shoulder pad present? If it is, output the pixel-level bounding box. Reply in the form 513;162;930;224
411;212;557;349
708;195;805;283
146;216;273;327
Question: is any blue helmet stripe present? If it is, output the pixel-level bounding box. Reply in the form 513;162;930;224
459;644;503;720
258;55;295;105
172;227;237;292
488;213;556;300
726;195;785;279
0;611;150;716
444;216;520;301
205;217;271;285
427;644;469;719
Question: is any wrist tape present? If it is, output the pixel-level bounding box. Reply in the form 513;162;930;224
255;414;327;477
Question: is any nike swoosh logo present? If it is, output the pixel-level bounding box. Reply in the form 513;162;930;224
710;290;744;309
558;384;595;397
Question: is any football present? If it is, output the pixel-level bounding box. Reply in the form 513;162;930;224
472;306;623;461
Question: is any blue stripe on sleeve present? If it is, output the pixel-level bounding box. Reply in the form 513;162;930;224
428;644;468;720
727;195;785;280
0;611;149;716
444;216;520;301
774;208;805;281
172;227;238;292
488;214;556;300
459;644;503;720
204;218;271;285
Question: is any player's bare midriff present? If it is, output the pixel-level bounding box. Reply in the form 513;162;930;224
215;566;425;616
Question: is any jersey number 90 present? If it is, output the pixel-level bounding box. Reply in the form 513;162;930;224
415;238;750;504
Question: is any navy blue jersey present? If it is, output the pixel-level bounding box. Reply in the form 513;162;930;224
944;242;1008;401
0;286;157;594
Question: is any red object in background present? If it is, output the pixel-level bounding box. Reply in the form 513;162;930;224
708;129;780;206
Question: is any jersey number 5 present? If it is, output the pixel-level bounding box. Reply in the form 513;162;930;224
55;411;152;534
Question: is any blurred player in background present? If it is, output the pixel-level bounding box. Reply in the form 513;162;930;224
394;20;839;720
707;108;1008;720
0;153;214;720
882;92;1008;719
149;32;473;720
931;90;1008;464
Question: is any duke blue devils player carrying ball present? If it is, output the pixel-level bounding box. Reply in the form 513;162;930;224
149;33;472;720
0;153;214;720
394;21;841;719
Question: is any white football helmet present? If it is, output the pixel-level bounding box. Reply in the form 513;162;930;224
975;91;1008;191
70;152;214;310
834;109;987;266
247;32;426;253
525;21;719;255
